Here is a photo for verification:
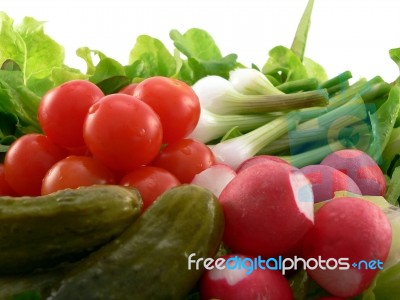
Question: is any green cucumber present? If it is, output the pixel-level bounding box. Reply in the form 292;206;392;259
0;185;142;275
0;262;75;300
49;184;224;300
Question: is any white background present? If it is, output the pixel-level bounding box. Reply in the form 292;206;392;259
2;0;400;83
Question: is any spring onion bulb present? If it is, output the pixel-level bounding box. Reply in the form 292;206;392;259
192;75;329;115
211;111;300;169
188;109;276;143
228;68;284;95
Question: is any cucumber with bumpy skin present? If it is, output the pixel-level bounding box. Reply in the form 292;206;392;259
0;262;75;300
0;185;142;275
49;184;224;300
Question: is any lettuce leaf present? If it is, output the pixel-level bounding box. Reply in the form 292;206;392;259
0;12;68;151
170;28;238;84
262;0;327;85
367;85;400;163
390;48;400;71
0;13;65;96
129;35;177;79
262;46;309;84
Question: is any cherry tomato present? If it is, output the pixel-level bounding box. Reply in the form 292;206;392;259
65;145;91;156
4;134;68;196
133;76;200;143
118;83;138;95
120;166;180;211
0;164;18;196
41;155;117;195
38;79;104;148
151;138;216;183
83;94;163;172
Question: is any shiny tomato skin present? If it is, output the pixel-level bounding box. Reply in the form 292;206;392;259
133;76;200;143
4;134;68;196
120;166;180;211
41;155;117;195
118;83;138;95
0;164;18;196
151;138;216;183
83;94;163;172
38;80;104;148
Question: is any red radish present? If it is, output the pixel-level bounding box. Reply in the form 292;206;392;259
191;163;236;197
219;162;314;258
320;149;386;196
300;165;361;202
301;197;392;298
235;155;291;173
200;254;293;300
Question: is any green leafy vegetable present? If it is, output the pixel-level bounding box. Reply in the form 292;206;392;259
382;127;400;173
372;261;400;299
386;166;400;205
262;46;309;84
303;57;328;83
367;85;400;163
389;48;400;70
76;47;129;94
129;35;177;79
170;28;238;84
0;13;65;96
76;47;107;75
90;58;129;94
51;66;87;86
0;12;68;150
0;79;41;137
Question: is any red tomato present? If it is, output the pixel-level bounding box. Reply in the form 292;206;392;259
65;145;91;156
151;138;216;183
4;134;68;196
0;164;18;196
118;83;138;95
41;155;117;195
133;76;200;143
83;94;163;172
38;80;104;148
120;166;180;211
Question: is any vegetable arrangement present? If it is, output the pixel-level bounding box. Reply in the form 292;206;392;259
0;0;400;299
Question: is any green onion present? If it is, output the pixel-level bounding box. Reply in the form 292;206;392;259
279;140;346;168
192;75;329;114
228;68;283;95
210;111;299;169
188;109;276;144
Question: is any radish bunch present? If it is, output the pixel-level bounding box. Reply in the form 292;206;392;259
192;149;393;299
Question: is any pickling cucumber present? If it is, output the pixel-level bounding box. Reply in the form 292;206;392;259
0;185;142;275
0;262;75;300
49;184;225;300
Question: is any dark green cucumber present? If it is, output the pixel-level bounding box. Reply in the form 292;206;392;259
0;262;76;300
49;184;225;300
0;185;142;275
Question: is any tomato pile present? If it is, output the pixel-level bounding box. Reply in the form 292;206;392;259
0;77;216;210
